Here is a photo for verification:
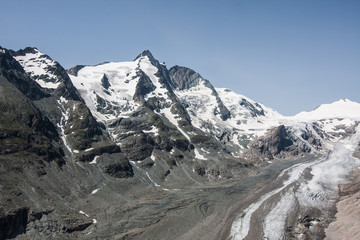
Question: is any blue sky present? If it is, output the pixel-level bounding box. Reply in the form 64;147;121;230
1;0;359;115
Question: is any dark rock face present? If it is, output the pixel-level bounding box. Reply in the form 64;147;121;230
133;71;156;102
0;64;64;166
121;132;155;161
245;125;311;161
239;98;265;117
76;145;121;162
12;46;38;55
66;65;85;76
64;220;93;233
173;138;193;152
52;64;83;102
134;50;157;66
169;66;201;90
169;65;231;121
0;207;29;239
101;74;111;90
95;94;122;116
301;124;323;150
28;209;54;222
214;101;231;121
263;125;293;155
101;156;134;178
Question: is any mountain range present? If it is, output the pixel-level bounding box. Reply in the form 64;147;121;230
0;46;359;239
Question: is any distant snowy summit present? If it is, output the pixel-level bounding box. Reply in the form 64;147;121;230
293;98;360;121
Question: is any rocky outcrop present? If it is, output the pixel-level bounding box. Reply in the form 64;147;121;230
285;208;327;240
66;65;85;77
169;65;231;121
134;50;158;67
64;220;93;233
101;74;111;90
75;144;121;162
239;98;264;117
26;210;93;237
99;153;134;178
133;70;156;102
300;124;323;150
245;125;311;161
169;66;202;90
121;132;155;161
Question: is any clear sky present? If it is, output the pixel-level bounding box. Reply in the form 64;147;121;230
1;0;359;116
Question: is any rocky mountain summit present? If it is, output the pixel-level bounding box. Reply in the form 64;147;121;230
0;46;359;239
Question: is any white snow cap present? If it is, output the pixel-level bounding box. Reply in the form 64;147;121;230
294;98;360;121
14;48;61;89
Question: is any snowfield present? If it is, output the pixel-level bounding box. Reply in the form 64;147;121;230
14;48;61;89
70;60;140;122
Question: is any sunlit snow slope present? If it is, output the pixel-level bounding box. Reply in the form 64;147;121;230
70;60;141;121
14;48;62;89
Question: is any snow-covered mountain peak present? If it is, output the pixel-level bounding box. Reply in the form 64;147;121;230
12;47;61;89
69;51;178;126
134;50;158;65
340;98;352;102
293;98;360;121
